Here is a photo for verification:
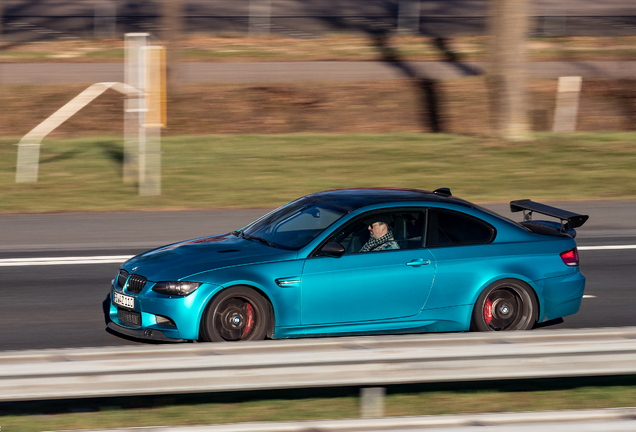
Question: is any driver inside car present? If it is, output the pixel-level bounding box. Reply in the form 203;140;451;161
360;215;400;252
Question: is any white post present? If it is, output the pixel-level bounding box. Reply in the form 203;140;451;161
249;0;271;36
398;0;420;34
140;46;166;196
553;76;582;133
124;33;148;184
140;127;161;196
15;142;41;183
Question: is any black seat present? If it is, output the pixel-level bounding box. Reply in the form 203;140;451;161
394;213;424;249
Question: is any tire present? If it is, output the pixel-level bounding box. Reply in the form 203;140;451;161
471;279;538;332
200;286;271;342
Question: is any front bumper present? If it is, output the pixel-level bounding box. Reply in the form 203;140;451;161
107;321;187;342
109;281;220;341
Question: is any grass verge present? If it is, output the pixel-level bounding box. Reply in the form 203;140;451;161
1;133;636;214
2;377;636;432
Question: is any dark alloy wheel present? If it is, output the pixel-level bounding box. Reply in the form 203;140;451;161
471;279;538;331
201;286;271;342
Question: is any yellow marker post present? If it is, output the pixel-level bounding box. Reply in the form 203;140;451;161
144;46;166;128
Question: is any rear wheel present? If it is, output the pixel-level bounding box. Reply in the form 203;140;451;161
200;286;270;342
471;279;537;331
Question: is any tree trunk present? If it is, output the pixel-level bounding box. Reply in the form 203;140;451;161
161;0;182;92
487;0;531;141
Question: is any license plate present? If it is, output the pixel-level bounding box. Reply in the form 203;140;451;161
113;291;135;309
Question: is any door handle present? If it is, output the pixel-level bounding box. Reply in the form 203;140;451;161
406;259;430;267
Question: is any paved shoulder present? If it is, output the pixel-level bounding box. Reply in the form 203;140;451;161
3;61;636;85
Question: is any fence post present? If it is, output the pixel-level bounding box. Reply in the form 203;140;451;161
249;0;271;36
94;0;117;39
553;76;582;133
398;0;420;34
543;1;568;37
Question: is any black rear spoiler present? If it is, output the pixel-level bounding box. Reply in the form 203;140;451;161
510;199;589;231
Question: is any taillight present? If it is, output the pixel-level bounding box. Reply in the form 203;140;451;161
560;248;579;266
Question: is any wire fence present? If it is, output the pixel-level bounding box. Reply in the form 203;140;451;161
3;10;636;43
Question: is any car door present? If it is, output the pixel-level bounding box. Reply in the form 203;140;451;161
421;208;498;311
300;210;436;325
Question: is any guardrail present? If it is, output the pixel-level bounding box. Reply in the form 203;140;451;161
2;327;636;402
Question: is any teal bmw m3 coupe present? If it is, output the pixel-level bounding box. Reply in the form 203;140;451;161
108;188;588;343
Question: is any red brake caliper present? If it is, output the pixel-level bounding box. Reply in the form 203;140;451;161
484;298;493;325
242;303;254;338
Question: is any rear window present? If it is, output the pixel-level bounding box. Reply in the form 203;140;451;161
426;209;495;247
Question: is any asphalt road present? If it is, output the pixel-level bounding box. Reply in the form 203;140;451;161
1;201;635;352
2;61;636;86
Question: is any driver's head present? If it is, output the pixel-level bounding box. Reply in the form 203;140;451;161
364;215;391;239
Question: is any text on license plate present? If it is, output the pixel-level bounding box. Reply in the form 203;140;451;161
113;291;135;309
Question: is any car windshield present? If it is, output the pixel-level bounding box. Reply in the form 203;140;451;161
240;198;347;250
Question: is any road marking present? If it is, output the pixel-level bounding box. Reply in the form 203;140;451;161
0;256;133;266
583;295;597;299
0;244;634;266
579;245;636;250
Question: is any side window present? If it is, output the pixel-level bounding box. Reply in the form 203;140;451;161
330;210;426;254
426;209;495;247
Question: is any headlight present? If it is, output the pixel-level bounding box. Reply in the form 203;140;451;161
152;281;202;296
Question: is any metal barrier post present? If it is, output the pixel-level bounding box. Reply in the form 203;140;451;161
360;387;385;418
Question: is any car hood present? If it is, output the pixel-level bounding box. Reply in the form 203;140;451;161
121;233;297;281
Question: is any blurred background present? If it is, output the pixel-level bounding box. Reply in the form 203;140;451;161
2;2;636;431
1;0;636;211
3;0;636;40
1;0;636;136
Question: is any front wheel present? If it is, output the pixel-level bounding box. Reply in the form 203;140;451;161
471;279;537;331
200;286;271;342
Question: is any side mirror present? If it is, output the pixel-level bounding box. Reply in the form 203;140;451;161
321;242;345;258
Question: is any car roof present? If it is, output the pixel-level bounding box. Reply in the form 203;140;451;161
304;188;473;213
